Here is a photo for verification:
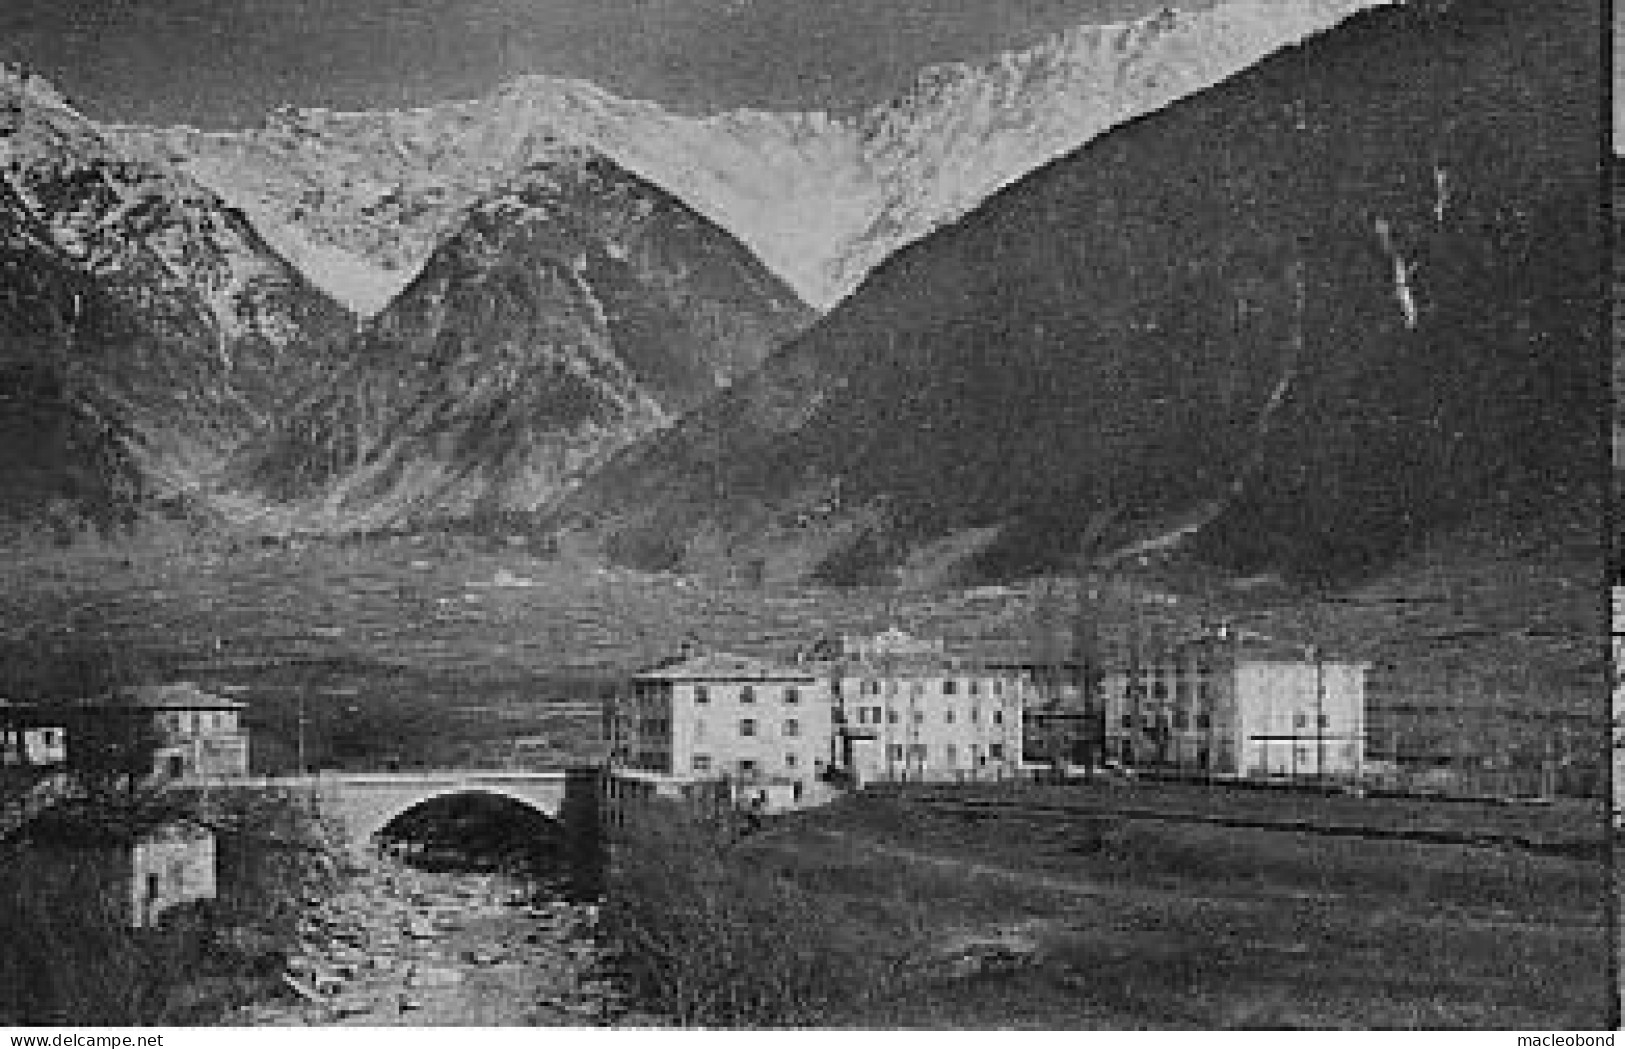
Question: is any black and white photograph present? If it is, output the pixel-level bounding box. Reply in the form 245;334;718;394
0;0;1614;1033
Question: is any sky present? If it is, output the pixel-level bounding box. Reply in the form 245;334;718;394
0;0;1215;129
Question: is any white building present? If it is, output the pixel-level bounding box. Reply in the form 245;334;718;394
606;630;1027;812
817;628;1026;786
1102;637;1367;780
610;651;836;810
0;699;67;767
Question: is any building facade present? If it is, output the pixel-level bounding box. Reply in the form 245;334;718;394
610;652;836;809
607;630;1027;810
69;683;250;782
1101;637;1367;779
819;629;1026;786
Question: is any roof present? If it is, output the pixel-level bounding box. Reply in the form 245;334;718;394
83;682;246;711
633;652;815;683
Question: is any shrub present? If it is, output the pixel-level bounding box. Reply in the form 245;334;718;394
600;804;923;1027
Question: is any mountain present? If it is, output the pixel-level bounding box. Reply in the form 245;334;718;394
218;145;811;534
558;0;1602;589
0;178;147;540
112;0;1387;313
0;66;352;491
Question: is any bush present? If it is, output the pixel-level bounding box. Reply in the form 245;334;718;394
600;805;924;1027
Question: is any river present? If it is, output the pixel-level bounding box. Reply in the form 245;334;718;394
233;855;662;1026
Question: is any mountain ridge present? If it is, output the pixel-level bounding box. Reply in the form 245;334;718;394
110;0;1388;314
216;145;813;534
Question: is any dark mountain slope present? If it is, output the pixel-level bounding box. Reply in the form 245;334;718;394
0;183;149;538
562;0;1601;587
225;148;812;533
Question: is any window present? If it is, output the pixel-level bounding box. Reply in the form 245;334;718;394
694;685;710;704
943;679;957;696
740;718;757;737
739;759;758;776
1121;714;1133;729
945;709;956;724
1196;713;1211;730
1293;712;1307;728
886;709;899;725
970;707;981;723
1173;712;1188;730
945;744;958;765
784;686;800;704
1317;713;1331;728
740;686;756;703
784;719;801;737
870;706;883;724
908;743;927;760
889;744;903;760
1152;680;1168;700
1294;747;1310;766
992;710;1003;726
992;680;1003;696
856;707;867;725
692;755;713;772
988;744;1005;760
912;710;924;724
784;753;799;768
833;708;847;725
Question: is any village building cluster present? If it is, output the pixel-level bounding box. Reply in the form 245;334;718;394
2;682;249;780
607;627;1370;813
2;682;249;928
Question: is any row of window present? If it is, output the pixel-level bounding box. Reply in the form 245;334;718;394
1116;680;1217;702
842;706;1005;727
693;685;802;704
1119;712;1214;730
883;742;1007;764
738;718;798;738
162;711;234;734
1115;711;1333;731
850;678;1010;698
691;754;823;774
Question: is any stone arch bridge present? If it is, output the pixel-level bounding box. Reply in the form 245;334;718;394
232;770;600;853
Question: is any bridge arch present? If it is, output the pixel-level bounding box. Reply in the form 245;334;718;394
302;773;573;852
363;785;565;848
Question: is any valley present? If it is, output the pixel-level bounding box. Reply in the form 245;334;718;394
0;0;1609;1030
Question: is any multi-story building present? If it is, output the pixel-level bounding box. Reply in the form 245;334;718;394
69;683;250;781
817;628;1026;786
1102;636;1367;779
607;630;1028;811
611;651;835;808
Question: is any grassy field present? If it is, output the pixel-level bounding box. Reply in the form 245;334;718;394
734;793;1613;1028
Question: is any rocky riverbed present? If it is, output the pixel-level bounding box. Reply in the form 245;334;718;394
235;856;663;1026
